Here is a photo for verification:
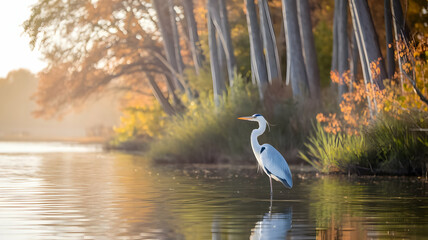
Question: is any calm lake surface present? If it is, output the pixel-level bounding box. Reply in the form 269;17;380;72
0;142;427;240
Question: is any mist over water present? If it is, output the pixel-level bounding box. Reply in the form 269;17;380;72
0;142;426;239
0;69;121;140
0;142;102;153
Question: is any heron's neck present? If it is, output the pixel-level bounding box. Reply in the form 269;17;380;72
251;120;266;154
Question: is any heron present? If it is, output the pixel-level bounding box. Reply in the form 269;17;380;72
238;114;293;198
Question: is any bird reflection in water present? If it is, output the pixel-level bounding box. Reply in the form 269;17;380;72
250;199;292;240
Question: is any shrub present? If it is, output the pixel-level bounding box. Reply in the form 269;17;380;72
300;112;428;175
108;103;167;151
363;112;428;175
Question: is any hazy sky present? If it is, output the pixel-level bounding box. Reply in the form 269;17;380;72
0;1;46;78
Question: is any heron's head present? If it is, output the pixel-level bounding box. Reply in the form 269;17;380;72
238;114;271;131
237;114;265;122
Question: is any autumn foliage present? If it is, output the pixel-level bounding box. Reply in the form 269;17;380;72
317;36;428;135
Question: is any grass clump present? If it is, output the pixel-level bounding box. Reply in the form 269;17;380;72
300;111;428;175
299;122;365;173
364;112;428;175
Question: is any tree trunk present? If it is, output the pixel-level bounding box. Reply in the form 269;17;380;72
282;0;309;98
350;32;359;92
164;74;182;107
384;0;395;79
284;15;291;86
207;0;235;87
245;0;268;99
337;0;349;100
331;0;340;74
168;0;184;76
391;0;410;41
349;0;375;118
146;74;176;116
259;0;281;85
214;0;225;81
208;0;226;106
152;0;185;92
219;0;237;86
350;0;386;89
391;0;410;90
169;0;195;99
391;1;427;107
216;29;227;87
298;0;321;100
277;17;286;80
250;48;257;85
182;0;204;75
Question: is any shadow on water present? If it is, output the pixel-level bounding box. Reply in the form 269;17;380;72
0;142;427;239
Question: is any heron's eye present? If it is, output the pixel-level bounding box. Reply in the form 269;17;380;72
253;114;261;118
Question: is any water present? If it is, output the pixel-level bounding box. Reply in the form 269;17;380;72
0;142;427;239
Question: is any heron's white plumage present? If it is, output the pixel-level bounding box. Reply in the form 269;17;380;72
250;116;266;170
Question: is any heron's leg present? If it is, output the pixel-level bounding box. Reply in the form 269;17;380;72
269;176;273;198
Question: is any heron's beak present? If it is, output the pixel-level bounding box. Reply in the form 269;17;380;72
237;116;253;121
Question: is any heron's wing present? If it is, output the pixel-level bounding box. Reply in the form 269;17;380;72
260;144;293;188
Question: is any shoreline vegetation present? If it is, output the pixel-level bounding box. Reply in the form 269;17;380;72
21;1;427;176
110;36;428;176
300;112;428;176
107;76;318;165
108;72;428;176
